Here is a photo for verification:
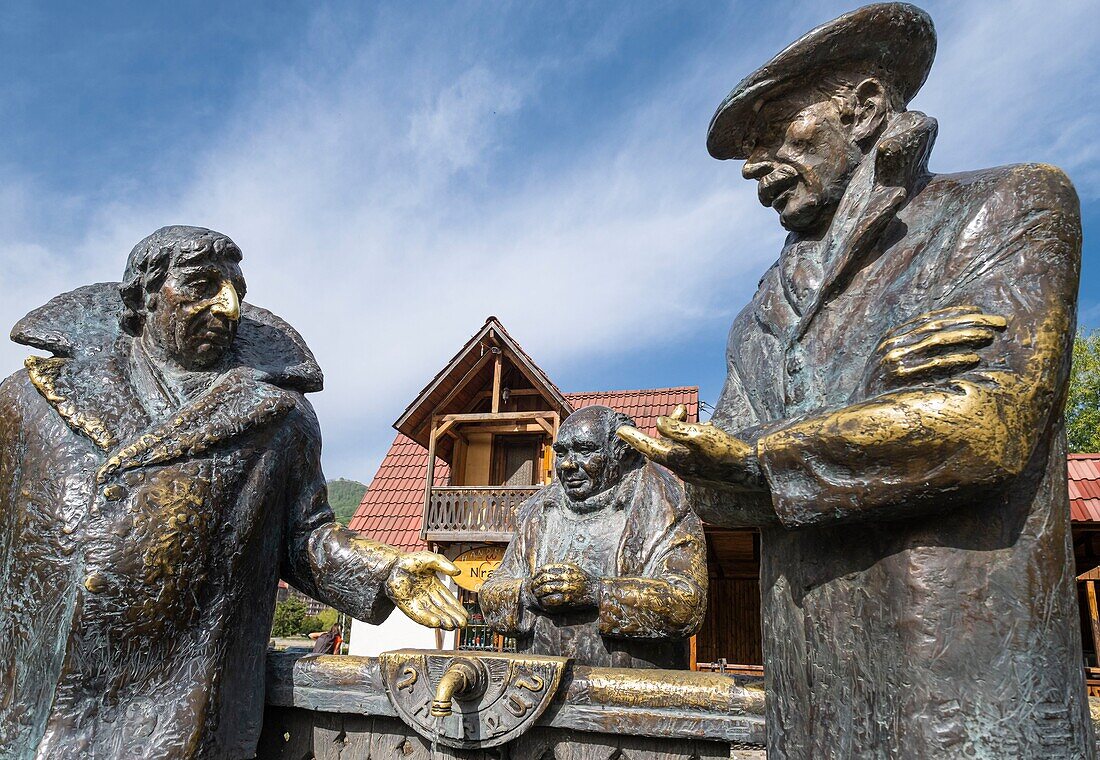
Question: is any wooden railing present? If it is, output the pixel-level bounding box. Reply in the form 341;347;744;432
424;486;542;541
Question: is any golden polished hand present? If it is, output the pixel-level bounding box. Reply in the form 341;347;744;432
616;405;761;488
873;305;1007;385
386;551;468;630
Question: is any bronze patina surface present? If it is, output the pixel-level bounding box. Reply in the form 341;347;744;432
620;3;1093;757
0;226;466;760
480;405;707;669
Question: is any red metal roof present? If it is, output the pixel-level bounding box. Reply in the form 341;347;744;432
1069;454;1100;523
348;387;699;550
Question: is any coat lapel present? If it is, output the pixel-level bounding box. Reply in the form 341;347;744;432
25;347;295;482
794;112;938;341
25;351;149;451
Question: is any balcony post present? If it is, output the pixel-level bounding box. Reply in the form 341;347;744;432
421;415;438;540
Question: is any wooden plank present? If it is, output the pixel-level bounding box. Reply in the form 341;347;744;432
491;352;503;414
419;417;438;540
460;423;546;435
440;411;556;424
410;348;497;441
1087;580;1100;660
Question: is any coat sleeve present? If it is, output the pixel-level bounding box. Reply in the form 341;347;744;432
479;498;540;637
689;299;786;529
757;165;1081;528
280;400;399;624
597;472;708;639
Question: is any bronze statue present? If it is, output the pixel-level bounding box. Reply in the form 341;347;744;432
0;226;467;759
619;3;1094;757
480;405;707;669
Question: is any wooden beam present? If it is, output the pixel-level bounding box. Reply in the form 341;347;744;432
1088;580;1100;661
411;348;498;441
440;411;556;424
476;388;543;398
459;423;546;435
533;417;555;437
491;351;503;414
420;417;439;540
436;418;458;440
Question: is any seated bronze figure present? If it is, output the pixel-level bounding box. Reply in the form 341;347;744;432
480;405;707;669
0;226;466;759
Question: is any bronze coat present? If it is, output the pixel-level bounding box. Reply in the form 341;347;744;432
692;112;1094;757
480;462;707;669
0;284;401;760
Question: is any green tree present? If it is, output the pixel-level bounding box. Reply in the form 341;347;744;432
327;478;368;524
271;596;307;638
317;608;339;630
1067;330;1100;453
300;615;325;635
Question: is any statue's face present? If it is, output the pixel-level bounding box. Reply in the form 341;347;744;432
554;412;620;502
741;94;863;233
144;253;245;370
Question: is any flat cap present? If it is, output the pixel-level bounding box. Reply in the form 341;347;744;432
707;3;936;160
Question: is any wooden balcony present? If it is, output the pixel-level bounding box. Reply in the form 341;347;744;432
424;486;542;542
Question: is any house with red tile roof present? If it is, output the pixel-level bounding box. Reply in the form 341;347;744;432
345;317;1100;679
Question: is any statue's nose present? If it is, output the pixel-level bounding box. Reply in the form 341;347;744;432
210;281;241;321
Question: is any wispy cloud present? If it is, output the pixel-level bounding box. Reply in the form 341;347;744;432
0;1;1095;478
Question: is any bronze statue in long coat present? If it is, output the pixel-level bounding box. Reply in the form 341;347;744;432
481;406;706;669
0;226;466;759
620;4;1093;757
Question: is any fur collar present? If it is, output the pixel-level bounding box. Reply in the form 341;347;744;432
14;283;316;473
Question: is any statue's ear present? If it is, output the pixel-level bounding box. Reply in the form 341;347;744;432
850;78;890;145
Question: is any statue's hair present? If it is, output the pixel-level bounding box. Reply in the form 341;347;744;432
565;405;644;469
119;226;243;335
814;67;906;114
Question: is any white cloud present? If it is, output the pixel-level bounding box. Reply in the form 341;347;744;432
0;1;1094;480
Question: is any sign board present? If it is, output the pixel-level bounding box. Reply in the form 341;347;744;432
453;546;505;592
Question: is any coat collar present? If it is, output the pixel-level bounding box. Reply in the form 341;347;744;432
793;111;938;340
15;283;316;477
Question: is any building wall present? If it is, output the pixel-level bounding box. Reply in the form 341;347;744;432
348;613;438;657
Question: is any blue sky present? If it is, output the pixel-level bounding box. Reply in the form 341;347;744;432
1;1;1097;480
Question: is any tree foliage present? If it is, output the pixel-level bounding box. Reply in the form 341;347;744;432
271;596;308;637
301;615;325;635
1067;330;1100;453
327;478;368;524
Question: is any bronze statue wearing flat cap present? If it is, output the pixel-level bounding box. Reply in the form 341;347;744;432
621;3;1092;757
0;226;467;759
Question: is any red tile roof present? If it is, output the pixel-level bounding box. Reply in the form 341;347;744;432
1069;454;1100;523
347;387;699;550
567;387;699;432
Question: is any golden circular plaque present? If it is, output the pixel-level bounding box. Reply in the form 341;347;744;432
452;546;504;592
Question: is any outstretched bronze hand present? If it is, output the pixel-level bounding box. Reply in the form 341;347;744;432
616;404;763;489
385;551;468;630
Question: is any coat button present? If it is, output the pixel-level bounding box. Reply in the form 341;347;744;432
84;572;108;593
102;484;126;501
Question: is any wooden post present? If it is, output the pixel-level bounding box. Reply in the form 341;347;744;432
491;351;503;414
690;635;698;671
1087;580;1100;664
421;416;438;539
